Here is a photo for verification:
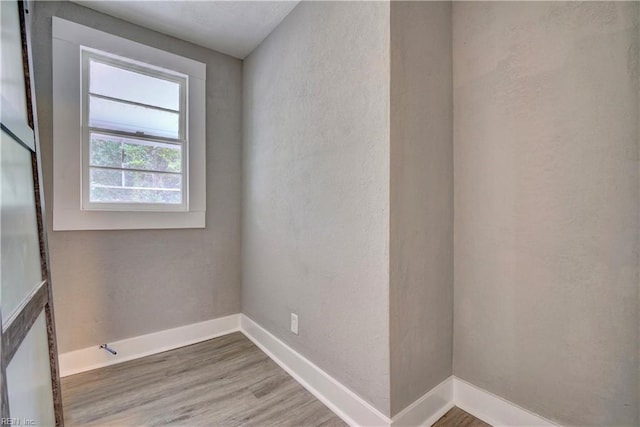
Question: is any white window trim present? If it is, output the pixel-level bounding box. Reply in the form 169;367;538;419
52;17;206;230
81;49;189;212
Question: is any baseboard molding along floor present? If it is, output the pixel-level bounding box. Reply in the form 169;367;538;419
59;315;559;427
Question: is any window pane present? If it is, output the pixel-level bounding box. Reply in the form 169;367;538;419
89;96;180;139
89;135;122;168
1;0;29;136
90;168;122;187
123;170;181;190
90;187;182;204
90;60;180;111
1;130;42;323
6;313;55;427
90;168;182;190
90;133;182;173
90;168;182;204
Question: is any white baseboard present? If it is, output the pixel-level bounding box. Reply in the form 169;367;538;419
240;314;392;427
239;315;560;427
58;314;241;377
391;377;454;426
58;314;560;427
453;377;559;427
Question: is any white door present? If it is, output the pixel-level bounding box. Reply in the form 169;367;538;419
1;1;63;425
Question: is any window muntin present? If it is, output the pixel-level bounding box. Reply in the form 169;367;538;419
81;49;188;211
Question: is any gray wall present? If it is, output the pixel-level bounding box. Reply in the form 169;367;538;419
31;1;243;353
453;2;639;426
389;1;453;417
242;1;391;415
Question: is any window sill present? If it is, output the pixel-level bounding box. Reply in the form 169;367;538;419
52;209;205;231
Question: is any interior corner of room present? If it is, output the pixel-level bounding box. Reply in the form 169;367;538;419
1;1;638;427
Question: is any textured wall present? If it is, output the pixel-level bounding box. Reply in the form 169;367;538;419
242;1;391;414
453;2;639;425
389;1;453;417
31;1;243;353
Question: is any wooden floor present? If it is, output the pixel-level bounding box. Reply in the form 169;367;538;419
433;407;491;427
62;332;489;427
61;332;346;426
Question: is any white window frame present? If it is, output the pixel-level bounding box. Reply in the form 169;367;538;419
52;17;206;230
81;49;189;212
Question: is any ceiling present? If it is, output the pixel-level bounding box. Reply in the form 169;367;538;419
72;1;300;59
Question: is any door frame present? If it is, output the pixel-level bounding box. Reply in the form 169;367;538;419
0;1;64;425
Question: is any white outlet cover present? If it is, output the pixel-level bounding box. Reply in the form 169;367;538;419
290;313;299;335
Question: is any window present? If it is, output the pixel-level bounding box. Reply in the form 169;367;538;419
52;18;206;230
82;50;188;211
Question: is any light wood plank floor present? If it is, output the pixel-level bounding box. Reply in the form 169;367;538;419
433;407;491;427
61;332;346;426
62;332;490;427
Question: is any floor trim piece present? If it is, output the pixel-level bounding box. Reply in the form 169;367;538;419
239;316;561;427
58;316;561;427
240;314;392;427
391;377;454;426
58;314;240;377
453;377;559;427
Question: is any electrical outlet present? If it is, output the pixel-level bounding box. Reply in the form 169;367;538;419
290;313;299;335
